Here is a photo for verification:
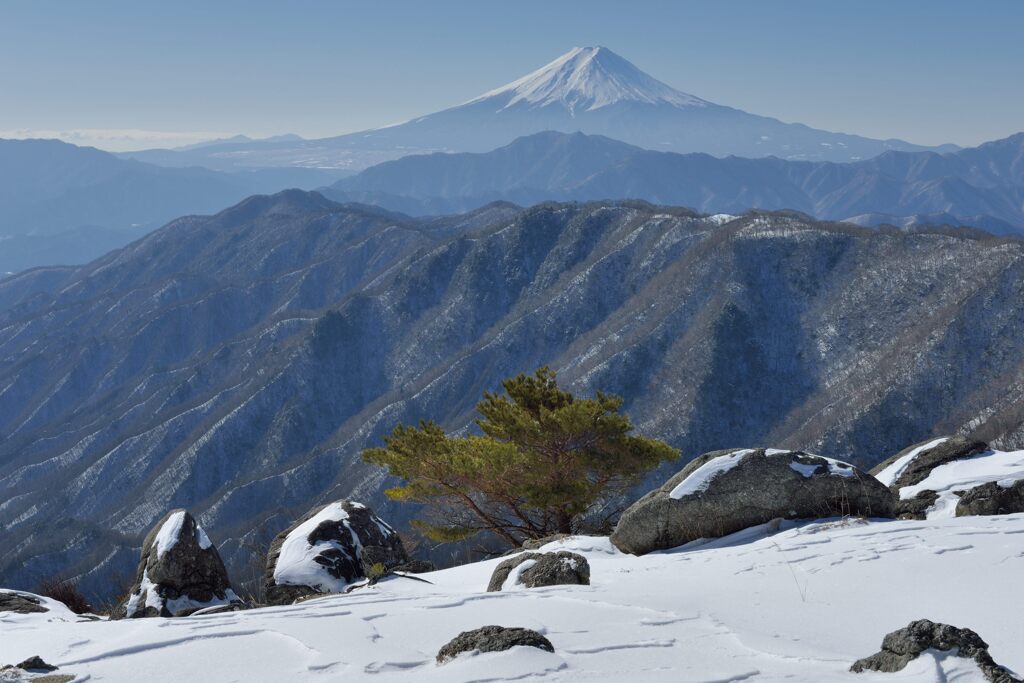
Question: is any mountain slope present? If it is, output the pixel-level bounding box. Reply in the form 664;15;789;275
3;194;1024;597
325;131;1024;231
122;47;954;171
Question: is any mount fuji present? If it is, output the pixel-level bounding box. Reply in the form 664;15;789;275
124;47;955;170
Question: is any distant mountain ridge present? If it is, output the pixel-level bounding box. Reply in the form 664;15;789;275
3;193;1024;598
324;131;1024;232
120;47;956;171
0;138;351;272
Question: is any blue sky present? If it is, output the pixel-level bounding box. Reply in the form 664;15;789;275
1;0;1021;151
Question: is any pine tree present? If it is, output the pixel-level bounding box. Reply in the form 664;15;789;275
362;367;678;547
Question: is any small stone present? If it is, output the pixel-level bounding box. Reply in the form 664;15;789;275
17;655;57;672
436;625;554;663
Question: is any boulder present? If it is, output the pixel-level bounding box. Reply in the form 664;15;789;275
487;551;590;592
611;448;895;555
851;619;1021;682
112;509;240;619
436;625;554;663
264;500;407;605
0;590;48;614
956;479;1024;517
872;437;989;519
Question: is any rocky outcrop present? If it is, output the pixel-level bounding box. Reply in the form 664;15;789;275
436;626;555;663
851;619;1021;682
956;479;1024;517
487;551;590;592
871;437;989;490
0;591;48;614
611;448;895;555
264;501;406;605
873;437;990;519
112;510;240;619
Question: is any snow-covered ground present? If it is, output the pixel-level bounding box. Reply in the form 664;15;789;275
4;514;1022;682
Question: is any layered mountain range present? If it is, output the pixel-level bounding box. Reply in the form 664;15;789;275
3;193;1024;598
122;47;955;171
0;138;350;273
325;130;1024;232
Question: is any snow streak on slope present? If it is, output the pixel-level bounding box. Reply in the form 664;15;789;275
2;516;1022;682
464;46;709;113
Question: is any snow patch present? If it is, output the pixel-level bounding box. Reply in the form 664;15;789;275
874;437;949;487
670;449;753;499
500;558;538;591
154;511;186;557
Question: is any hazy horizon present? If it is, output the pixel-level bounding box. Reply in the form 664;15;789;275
2;0;1022;152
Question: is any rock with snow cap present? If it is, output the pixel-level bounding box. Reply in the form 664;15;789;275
487;551;590;592
112;509;240;619
611;448;895;555
0;590;48;615
851;619;1021;681
264;500;407;605
872;436;988;518
873;438;1024;519
871;436;989;490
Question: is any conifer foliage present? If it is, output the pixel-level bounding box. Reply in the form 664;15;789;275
363;367;678;547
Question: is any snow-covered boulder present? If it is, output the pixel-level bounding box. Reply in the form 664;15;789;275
112;509;240;619
264;501;406;605
611;448;895;555
851;619;1021;682
873;439;1024;519
436;625;554;664
871;436;989;518
487;551;590;592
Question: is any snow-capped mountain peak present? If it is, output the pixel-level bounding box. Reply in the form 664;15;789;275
466;46;709;114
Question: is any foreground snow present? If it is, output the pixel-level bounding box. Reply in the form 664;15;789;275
3;515;1022;682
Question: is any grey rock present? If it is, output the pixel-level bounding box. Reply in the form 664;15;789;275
956;479;1024;517
436;625;554;664
894;490;940;520
112;509;238;619
393;559;436;574
487;551;590;592
16;656;57;672
0;591;47;614
851;619;1021;682
264;501;406;606
871;436;989;489
611;449;895;555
